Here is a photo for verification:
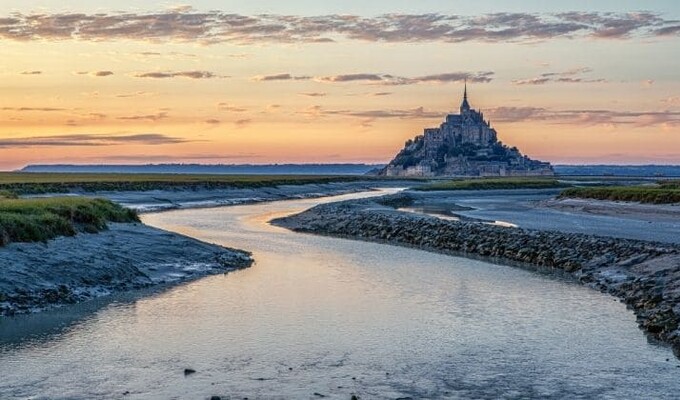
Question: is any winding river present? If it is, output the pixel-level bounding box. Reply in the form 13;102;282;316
1;190;679;399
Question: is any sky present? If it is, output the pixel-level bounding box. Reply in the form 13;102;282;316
0;1;679;169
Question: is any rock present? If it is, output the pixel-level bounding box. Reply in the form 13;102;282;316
210;396;222;400
184;368;196;376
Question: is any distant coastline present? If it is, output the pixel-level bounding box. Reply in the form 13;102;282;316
17;163;680;177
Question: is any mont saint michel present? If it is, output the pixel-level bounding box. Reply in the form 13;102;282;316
381;85;553;177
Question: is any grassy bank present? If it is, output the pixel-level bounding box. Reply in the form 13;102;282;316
0;197;139;246
0;172;366;195
559;181;680;204
414;177;567;191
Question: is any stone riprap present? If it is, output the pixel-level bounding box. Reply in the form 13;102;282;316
272;193;680;357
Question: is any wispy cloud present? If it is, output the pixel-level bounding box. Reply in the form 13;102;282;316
217;103;247;112
1;107;68;112
0;133;188;148
117;112;168;121
20;70;42;75
0;11;676;45
298;105;442;120
486;106;680;127
252;73;311;81
96;153;262;162
234;118;252;127
256;71;494;85
115;91;154;98
513;67;606;85
299;92;327;97
75;70;115;77
134;71;222;79
661;96;680;106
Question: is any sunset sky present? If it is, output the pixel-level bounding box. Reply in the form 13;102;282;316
1;1;679;169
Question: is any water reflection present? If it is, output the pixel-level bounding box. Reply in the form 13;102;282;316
1;189;679;399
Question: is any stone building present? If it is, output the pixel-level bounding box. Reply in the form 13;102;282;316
381;84;554;177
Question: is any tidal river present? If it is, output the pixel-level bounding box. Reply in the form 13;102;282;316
1;190;679;399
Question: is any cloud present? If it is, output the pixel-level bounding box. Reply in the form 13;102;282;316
298;105;442;120
252;73;310;81
204;119;221;124
20;70;42;75
371;92;393;96
134;71;220;79
74;70;115;77
117;112;168;121
513;77;551;85
661;96;680;106
0;133;188;148
234;118;252;127
319;74;384;83
513;67;605;85
486;106;680;127
299;92;327;97
293;103;680;128
217;103;247;112
405;72;494;84
1;107;67;112
115;91;153;98
256;71;493;85
96;153;262;162
0;11;675;45
167;5;194;14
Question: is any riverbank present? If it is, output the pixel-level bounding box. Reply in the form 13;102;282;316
29;180;412;213
0;180;412;317
0;223;252;316
398;188;680;243
272;193;680;357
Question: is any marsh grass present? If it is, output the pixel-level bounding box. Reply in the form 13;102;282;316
0;197;139;246
0;173;364;194
559;184;680;204
414;177;567;191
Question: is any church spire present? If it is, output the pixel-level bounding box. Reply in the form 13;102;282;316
460;79;470;113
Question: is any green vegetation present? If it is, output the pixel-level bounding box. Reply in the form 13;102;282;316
0;197;139;246
414;177;567;191
559;181;680;204
0;190;17;199
659;179;680;189
0;172;365;195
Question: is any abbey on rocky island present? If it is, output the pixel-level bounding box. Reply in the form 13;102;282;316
380;84;553;177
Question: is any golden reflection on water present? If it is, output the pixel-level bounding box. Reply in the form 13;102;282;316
2;189;679;399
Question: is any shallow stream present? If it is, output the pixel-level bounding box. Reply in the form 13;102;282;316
1;190;678;399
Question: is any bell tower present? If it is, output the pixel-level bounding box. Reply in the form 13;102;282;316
460;79;470;114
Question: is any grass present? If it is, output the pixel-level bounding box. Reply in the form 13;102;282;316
0;190;17;199
0;172;367;194
659;179;680;189
414;177;567;191
559;182;680;204
0;197;139;246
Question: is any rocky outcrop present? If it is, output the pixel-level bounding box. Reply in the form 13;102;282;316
272;194;680;357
